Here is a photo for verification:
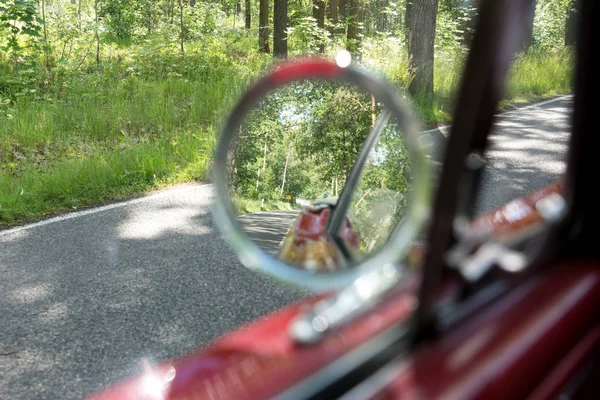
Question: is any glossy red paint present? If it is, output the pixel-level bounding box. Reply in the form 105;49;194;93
84;186;600;400
373;261;600;400
294;207;331;242
471;180;564;238
408;181;565;266
528;323;600;400
278;206;361;267
86;278;418;400
268;59;342;86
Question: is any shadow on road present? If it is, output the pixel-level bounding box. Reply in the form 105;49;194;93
236;210;299;255
473;99;571;215
0;188;307;400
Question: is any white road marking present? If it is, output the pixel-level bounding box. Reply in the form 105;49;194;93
0;184;210;236
420;94;572;135
1;95;573;236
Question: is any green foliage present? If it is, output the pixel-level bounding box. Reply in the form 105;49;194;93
0;0;576;224
436;1;476;51
230;80;378;206
505;47;573;100
532;0;573;49
231;196;293;214
287;16;329;54
0;0;42;59
101;0;136;42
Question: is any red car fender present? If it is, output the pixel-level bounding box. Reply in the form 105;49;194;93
86;181;570;400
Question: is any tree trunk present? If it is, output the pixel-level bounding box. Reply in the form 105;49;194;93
346;0;361;54
313;0;325;53
256;143;268;192
273;0;288;58
565;0;577;46
520;0;536;52
280;146;292;198
178;0;185;53
405;0;413;44
335;175;339;197
41;0;49;68
245;0;251;28
408;0;438;99
376;0;388;32
262;143;267;189
190;0;196;6
237;0;242;15
460;1;478;47
331;176;334;196
259;0;270;53
338;0;347;34
327;0;338;36
95;0;100;64
170;0;175;25
371;95;376;127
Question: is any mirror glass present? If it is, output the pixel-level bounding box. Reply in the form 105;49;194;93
226;79;414;272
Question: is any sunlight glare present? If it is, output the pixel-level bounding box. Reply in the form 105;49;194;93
336;50;352;68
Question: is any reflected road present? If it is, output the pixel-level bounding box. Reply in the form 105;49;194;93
237;210;299;255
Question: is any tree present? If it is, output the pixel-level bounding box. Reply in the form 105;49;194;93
95;0;100;64
273;0;287;58
346;0;361;54
338;0;347;34
408;0;439;98
40;0;49;68
313;0;325;53
565;0;577;45
327;0;338;36
405;0;412;43
178;0;184;53
259;0;269;52
0;0;42;64
245;0;251;28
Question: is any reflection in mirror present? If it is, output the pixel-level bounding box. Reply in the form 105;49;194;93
342;118;412;258
226;79;413;272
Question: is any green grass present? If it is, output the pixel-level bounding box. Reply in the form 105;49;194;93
231;196;294;215
0;46;268;225
0;133;213;223
0;39;574;226
501;47;573;107
363;42;573;127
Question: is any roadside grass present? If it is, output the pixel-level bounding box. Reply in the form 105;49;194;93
0;43;267;225
0;131;214;223
501;47;573;108
0;41;573;226
231;196;294;215
365;43;573;127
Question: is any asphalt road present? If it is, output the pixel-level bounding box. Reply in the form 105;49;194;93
237;210;299;255
424;95;572;215
1;186;308;400
0;95;572;400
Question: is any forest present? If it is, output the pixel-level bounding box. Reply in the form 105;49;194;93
0;0;576;224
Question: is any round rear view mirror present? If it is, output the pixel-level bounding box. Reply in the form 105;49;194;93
212;58;432;291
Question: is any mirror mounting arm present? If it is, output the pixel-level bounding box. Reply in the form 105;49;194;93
327;110;392;260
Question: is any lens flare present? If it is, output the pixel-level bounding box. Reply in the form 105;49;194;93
336;50;352;68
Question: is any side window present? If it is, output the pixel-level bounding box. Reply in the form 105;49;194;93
473;96;572;217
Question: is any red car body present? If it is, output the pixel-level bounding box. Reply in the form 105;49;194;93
87;0;600;395
87;181;600;400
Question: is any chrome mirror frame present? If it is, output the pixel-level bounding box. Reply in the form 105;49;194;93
212;58;432;291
